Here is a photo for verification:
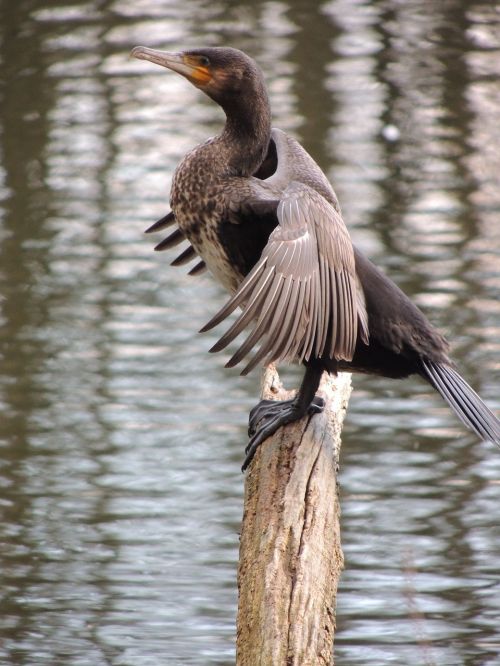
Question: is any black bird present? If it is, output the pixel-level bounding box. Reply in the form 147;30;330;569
131;45;500;470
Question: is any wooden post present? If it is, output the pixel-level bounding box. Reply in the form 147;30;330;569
236;365;351;666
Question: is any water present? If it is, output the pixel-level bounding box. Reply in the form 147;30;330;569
1;1;499;664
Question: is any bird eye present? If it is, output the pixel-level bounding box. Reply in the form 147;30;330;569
199;56;210;67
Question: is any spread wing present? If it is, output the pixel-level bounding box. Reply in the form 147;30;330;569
145;211;206;276
201;181;369;375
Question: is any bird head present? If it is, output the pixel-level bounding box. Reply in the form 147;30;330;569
131;45;265;110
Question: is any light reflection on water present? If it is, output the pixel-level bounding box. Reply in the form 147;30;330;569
0;1;499;665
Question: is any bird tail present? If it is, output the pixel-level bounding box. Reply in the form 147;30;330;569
421;359;500;447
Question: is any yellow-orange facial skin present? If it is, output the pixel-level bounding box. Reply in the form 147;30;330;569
182;55;212;86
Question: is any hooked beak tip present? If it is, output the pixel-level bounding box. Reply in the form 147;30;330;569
130;46;147;60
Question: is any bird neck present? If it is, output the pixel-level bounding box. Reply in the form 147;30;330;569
219;96;272;176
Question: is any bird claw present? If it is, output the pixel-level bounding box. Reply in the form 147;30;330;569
307;395;325;414
248;395;325;437
248;398;291;437
243;394;325;471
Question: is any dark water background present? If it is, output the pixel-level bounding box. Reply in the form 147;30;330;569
1;1;500;664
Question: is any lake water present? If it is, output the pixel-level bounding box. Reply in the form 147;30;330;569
1;1;499;664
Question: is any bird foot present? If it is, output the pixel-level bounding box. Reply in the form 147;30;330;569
242;395;325;471
248;396;325;437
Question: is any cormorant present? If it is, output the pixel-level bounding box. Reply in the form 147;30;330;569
131;45;500;470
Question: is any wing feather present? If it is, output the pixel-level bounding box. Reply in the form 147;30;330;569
284;279;308;361
200;257;268;332
237;279;295;374
201;181;368;373
338;271;349;358
302;274;318;362
154;227;185;251
222;276;282;366
315;256;329;357
188;261;207;276
170;245;197;266
210;266;275;353
145;211;175;233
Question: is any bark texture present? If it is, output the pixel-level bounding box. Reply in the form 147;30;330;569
236;365;351;666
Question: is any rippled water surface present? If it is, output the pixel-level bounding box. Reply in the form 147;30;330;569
1;1;500;664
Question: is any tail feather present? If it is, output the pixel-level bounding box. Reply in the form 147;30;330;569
421;359;500;446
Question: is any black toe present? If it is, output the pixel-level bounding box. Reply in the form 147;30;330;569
243;393;325;471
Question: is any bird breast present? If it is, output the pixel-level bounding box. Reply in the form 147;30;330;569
171;163;243;294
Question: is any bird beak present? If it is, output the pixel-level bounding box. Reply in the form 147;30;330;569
131;46;211;85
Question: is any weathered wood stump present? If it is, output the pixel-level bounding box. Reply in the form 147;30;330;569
236;365;351;666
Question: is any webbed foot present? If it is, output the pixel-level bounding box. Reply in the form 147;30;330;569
248;396;325;437
242;394;325;471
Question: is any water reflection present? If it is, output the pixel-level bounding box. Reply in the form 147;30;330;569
0;0;499;664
